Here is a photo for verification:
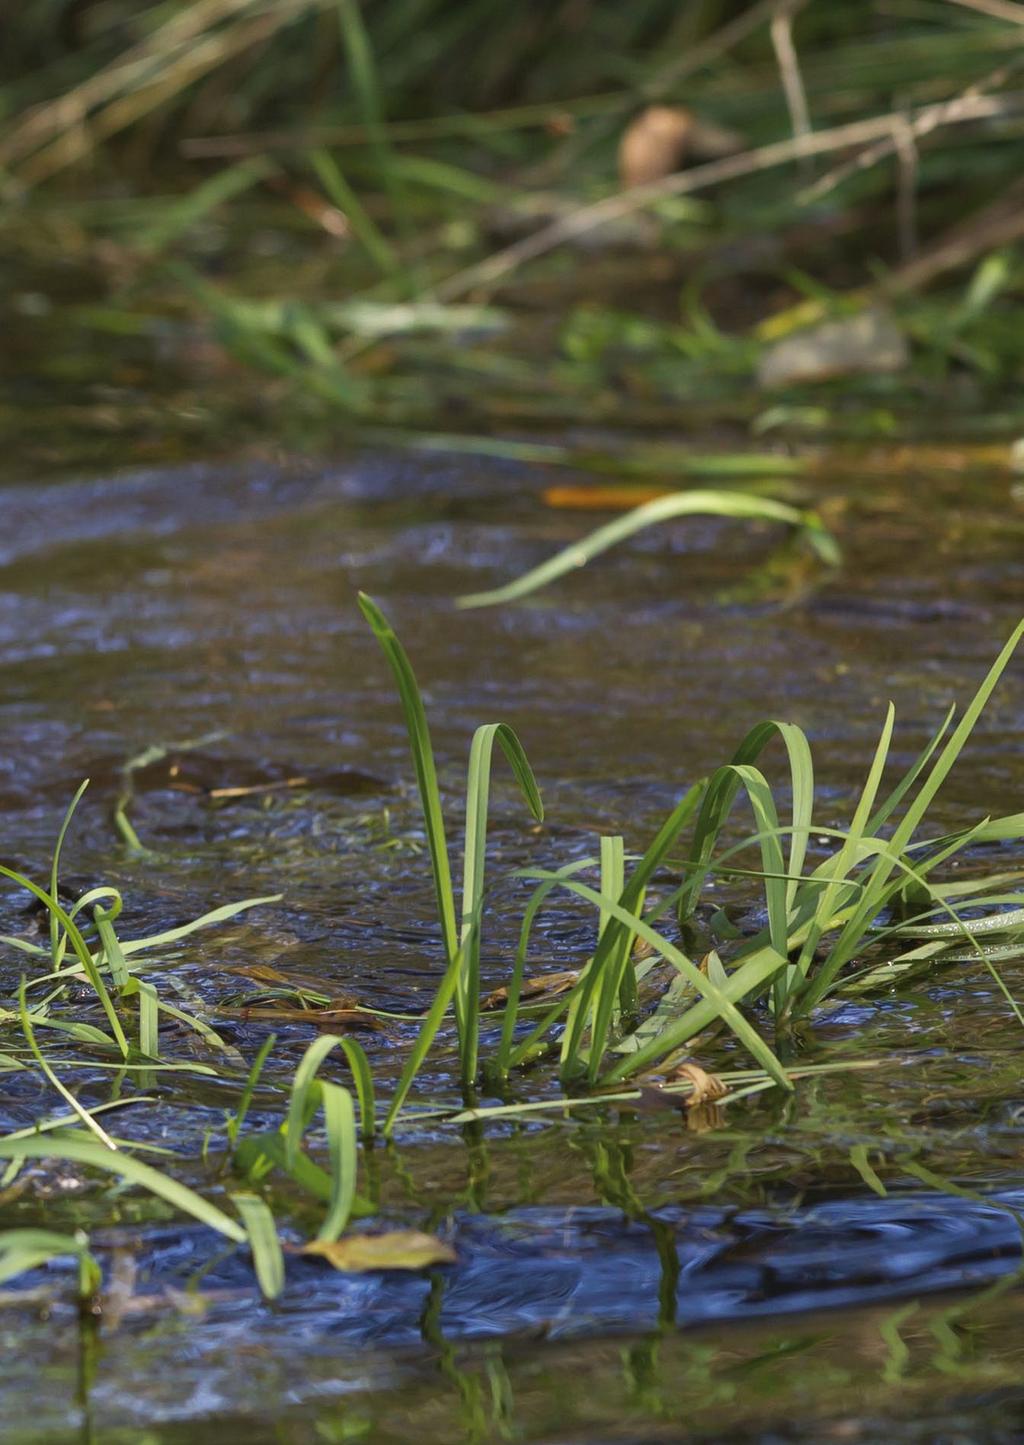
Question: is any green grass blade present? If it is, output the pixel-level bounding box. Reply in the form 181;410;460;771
359;592;458;964
793;703;895;982
286;1035;344;1169
0;1228;99;1292
120;977;160;1057
18;978;119;1150
0;1136;246;1243
284;1033;375;1155
0;863;128;1058
94;904;130;988
519;869;790;1087
49;780;89;967
804;620;1024;1008
317;1081;357;1241
226;1032;276;1148
456;493;830;609
232;1192;284;1300
120;895;282;954
459;721;543;1082
310;148;399;276
382;942;465;1138
335;1036;376;1142
866;705;955;834
679;720;813;925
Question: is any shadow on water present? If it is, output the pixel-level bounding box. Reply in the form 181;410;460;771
2;447;1024;1440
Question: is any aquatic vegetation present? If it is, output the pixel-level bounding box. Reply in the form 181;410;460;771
456;489;839;608
364;594;1024;1101
2;597;1023;1311
9;1;1024;468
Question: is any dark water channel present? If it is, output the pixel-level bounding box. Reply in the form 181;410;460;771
2;451;1024;1442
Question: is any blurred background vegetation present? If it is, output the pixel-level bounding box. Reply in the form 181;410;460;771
3;0;1024;473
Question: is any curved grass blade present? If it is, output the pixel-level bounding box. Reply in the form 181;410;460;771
336;1036;376;1142
226;1032;276;1148
457;492;833;609
679;720;814;927
0;1136;245;1242
18;978;119;1150
286;1035;345;1168
459;721;543;1082
94;903;130;988
0;1228;101;1298
284;1032;375;1146
359;592;458;965
232;1192;285;1300
49;780;89;967
802;619;1024;1010
0;864;128;1057
120;895;282;955
317;1081;357;1241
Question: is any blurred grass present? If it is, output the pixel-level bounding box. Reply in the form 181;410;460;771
4;0;1024;466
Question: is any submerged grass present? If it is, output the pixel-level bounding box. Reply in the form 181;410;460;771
1;596;1023;1306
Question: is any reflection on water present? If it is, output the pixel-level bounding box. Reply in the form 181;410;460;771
2;449;1024;1441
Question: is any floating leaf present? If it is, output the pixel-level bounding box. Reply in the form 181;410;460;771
300;1230;455;1273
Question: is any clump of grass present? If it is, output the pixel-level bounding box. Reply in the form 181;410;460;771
362;594;1024;1106
2;598;1022;1309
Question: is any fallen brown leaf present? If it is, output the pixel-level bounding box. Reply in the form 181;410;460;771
666;1061;728;1107
219;1004;386;1031
301;1231;456;1273
481;969;579;1010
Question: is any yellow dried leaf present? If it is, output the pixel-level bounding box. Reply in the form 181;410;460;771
301;1231;455;1273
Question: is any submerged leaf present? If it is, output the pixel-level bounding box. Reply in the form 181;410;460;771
300;1231;455;1273
481;970;579;1010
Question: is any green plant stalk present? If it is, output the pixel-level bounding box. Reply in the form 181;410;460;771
49;781;89;968
232;1192;285;1300
459;722;542;1082
359;592;458;964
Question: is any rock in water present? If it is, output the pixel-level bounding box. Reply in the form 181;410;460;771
757;307;909;388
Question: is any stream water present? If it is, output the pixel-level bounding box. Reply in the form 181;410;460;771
2;447;1024;1443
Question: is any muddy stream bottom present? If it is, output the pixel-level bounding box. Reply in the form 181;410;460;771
1;448;1024;1442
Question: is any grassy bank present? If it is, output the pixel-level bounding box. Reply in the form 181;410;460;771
4;1;1024;465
